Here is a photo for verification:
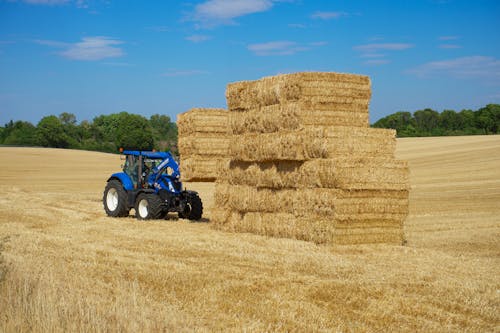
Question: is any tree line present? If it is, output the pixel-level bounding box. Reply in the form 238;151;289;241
372;104;500;137
0;112;178;154
1;104;499;154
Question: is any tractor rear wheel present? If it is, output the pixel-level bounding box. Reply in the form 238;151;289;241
103;180;129;217
179;192;203;221
135;193;163;220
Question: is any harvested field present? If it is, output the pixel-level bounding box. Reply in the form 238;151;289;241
0;135;499;331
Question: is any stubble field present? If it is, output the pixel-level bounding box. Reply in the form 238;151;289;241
0;135;499;332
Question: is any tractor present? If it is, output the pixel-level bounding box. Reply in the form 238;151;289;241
103;150;203;220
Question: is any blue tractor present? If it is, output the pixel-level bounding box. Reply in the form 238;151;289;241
103;150;203;220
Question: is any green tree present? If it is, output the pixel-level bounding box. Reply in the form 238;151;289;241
116;112;154;150
149;114;178;151
475;104;500;134
373;111;415;136
414;108;440;135
37;115;70;148
439;110;460;132
1;120;38;146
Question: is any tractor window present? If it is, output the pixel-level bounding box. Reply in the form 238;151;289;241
123;155;138;185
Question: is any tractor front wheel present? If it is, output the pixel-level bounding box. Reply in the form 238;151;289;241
135;193;163;220
103;180;129;217
179;192;203;221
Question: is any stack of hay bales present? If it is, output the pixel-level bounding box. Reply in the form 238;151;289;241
212;72;410;245
177;108;229;182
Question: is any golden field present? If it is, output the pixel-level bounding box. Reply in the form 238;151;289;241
0;135;499;332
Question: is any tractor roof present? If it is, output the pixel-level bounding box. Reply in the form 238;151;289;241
122;150;171;159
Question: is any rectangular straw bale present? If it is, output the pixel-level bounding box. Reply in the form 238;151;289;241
180;156;229;182
230;127;396;162
210;208;335;243
220;158;409;190
210;209;404;245
178;133;229;156
177;108;228;136
214;183;409;217
230;102;369;134
226;72;371;111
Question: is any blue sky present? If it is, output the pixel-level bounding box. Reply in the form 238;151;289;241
1;0;499;125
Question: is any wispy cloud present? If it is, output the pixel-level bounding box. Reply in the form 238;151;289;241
185;34;212;43
35;36;125;61
288;23;306;29
162;69;209;77
190;0;273;27
354;42;413;65
248;41;306;56
354;43;414;52
364;59;390;66
311;11;347;20
309;41;328;47
247;40;326;56
408;56;500;79
20;0;68;4
360;53;386;58
439;35;459;41
19;0;88;7
146;26;170;32
439;44;461;49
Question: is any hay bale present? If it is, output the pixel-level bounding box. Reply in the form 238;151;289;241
177;108;228;136
180;156;230;182
214;184;409;217
230;102;369;134
210;208;405;245
219;158;409;190
226;72;371;111
230;127;396;162
178;134;229;156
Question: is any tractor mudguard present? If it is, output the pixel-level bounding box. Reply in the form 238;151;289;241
108;172;134;191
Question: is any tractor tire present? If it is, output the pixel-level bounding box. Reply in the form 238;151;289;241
103;180;129;217
135;193;164;220
179;192;203;221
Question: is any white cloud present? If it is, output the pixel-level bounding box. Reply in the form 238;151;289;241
162;70;209;77
185;34;212;43
360;53;386;58
247;39;327;56
439;44;461;49
309;41;328;47
288;23;306;29
354;43;414;52
247;41;307;56
146;26;170;32
191;0;273;27
21;0;69;4
36;36;124;61
311;11;347;20
19;0;89;6
408;56;500;79
364;59;390;66
439;35;459;40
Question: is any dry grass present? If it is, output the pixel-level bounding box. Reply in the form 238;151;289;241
0;137;499;331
